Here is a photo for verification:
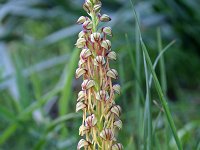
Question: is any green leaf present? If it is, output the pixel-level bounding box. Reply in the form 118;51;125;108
58;48;79;116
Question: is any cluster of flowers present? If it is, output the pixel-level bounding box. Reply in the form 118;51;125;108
75;0;123;149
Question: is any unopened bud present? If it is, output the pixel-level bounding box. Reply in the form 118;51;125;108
111;105;121;117
100;14;111;22
76;101;87;112
77;16;86;24
107;51;117;60
102;27;112;36
81;80;95;90
100;128;116;141
78;59;86;67
79;125;90;136
83;1;92;13
96;90;109;101
75;38;86;48
90;32;101;42
83;20;93;30
107;69;118;79
101;40;111;50
77;139;91;150
85;114;97;127
114;119;122;130
77;91;86;102
112;143;123;150
80;49;92;60
94;3;102;13
90;0;98;4
94;56;105;66
78;31;87;38
85;0;92;6
113;84;121;94
76;68;86;78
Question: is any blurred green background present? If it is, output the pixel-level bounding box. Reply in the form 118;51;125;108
0;0;200;149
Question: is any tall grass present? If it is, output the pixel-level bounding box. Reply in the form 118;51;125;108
129;0;183;149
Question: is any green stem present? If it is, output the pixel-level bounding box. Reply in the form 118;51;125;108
91;12;97;32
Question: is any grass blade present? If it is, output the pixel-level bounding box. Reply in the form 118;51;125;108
58;48;79;136
0;105;16;122
126;32;144;149
33;113;81;150
0;86;62;145
118;54;127;108
129;1;183;149
125;34;144;104
13;52;30;108
58;48;79;116
0;51;73;144
197;141;200;150
149;40;176;87
141;39;182;150
143;53;152;150
0;123;18;145
157;28;170;150
135;19;143;148
157;28;167;94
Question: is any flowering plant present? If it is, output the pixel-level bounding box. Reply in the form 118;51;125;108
75;0;123;149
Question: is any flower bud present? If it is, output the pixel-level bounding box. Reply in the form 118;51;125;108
83;20;93;30
91;0;99;4
79;125;90;136
94;56;105;66
78;31;87;38
90;32;101;42
113;84;121;94
75;38;86;48
78;59;86;67
96;90;109;101
85;114;97;127
100;14;111;22
94;3;102;13
83;3;90;13
111;143;123;150
77;91;86;102
83;1;92;13
76;101;87;112
76;68;86;78
111;105;121;117
85;0;93;6
100;128;116;141
77;139;91;150
81;80;95;90
114;119;122;130
102;27;112;36
107;69;118;79
101;40;111;50
80;49;92;60
77;16;86;24
107;51;117;60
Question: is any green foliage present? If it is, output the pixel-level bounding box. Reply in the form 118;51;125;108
0;0;200;149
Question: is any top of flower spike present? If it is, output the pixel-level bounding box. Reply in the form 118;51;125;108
77;0;111;31
83;0;102;14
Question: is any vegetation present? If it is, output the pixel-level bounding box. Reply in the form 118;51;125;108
75;1;123;150
0;0;200;150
